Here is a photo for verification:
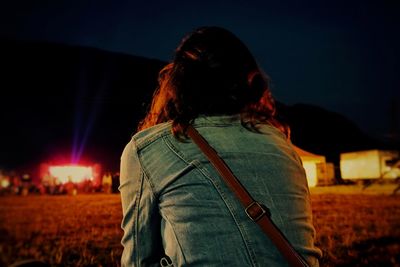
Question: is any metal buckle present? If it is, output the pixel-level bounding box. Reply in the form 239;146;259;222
160;256;173;267
245;201;268;222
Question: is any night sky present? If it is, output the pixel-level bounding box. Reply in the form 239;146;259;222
0;0;399;170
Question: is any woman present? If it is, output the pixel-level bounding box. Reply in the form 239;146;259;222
119;26;321;266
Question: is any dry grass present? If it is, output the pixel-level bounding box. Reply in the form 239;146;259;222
311;195;400;266
1;186;399;266
0;194;123;267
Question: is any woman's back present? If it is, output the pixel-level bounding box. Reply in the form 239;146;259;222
119;115;321;266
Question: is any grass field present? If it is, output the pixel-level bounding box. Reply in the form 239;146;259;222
1;184;399;267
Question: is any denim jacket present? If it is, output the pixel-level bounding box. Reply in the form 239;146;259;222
119;115;322;267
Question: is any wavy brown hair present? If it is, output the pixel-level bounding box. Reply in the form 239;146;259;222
138;26;289;139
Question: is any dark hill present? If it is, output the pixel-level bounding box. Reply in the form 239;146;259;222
0;39;164;171
276;103;386;163
0;40;387;173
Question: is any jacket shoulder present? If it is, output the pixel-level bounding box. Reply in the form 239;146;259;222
131;122;172;150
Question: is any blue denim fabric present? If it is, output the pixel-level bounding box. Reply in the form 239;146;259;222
119;115;322;267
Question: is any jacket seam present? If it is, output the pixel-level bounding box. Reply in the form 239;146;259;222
134;167;145;267
136;136;189;265
162;135;190;163
163;135;257;266
133;138;158;200
134;131;170;151
133;141;161;265
160;212;188;264
191;160;258;267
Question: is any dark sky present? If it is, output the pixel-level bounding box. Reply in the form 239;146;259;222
1;0;399;138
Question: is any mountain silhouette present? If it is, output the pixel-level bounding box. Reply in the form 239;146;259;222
1;39;164;171
276;103;387;164
0;40;389;173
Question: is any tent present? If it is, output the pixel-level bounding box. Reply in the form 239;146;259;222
293;146;330;187
340;149;400;180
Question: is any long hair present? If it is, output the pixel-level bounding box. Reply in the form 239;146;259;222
138;26;289;138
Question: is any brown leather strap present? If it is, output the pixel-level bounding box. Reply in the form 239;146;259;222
187;125;309;267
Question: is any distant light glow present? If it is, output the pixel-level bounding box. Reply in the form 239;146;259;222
49;165;93;183
1;179;10;188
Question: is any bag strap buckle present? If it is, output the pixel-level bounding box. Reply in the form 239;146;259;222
245;201;270;221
